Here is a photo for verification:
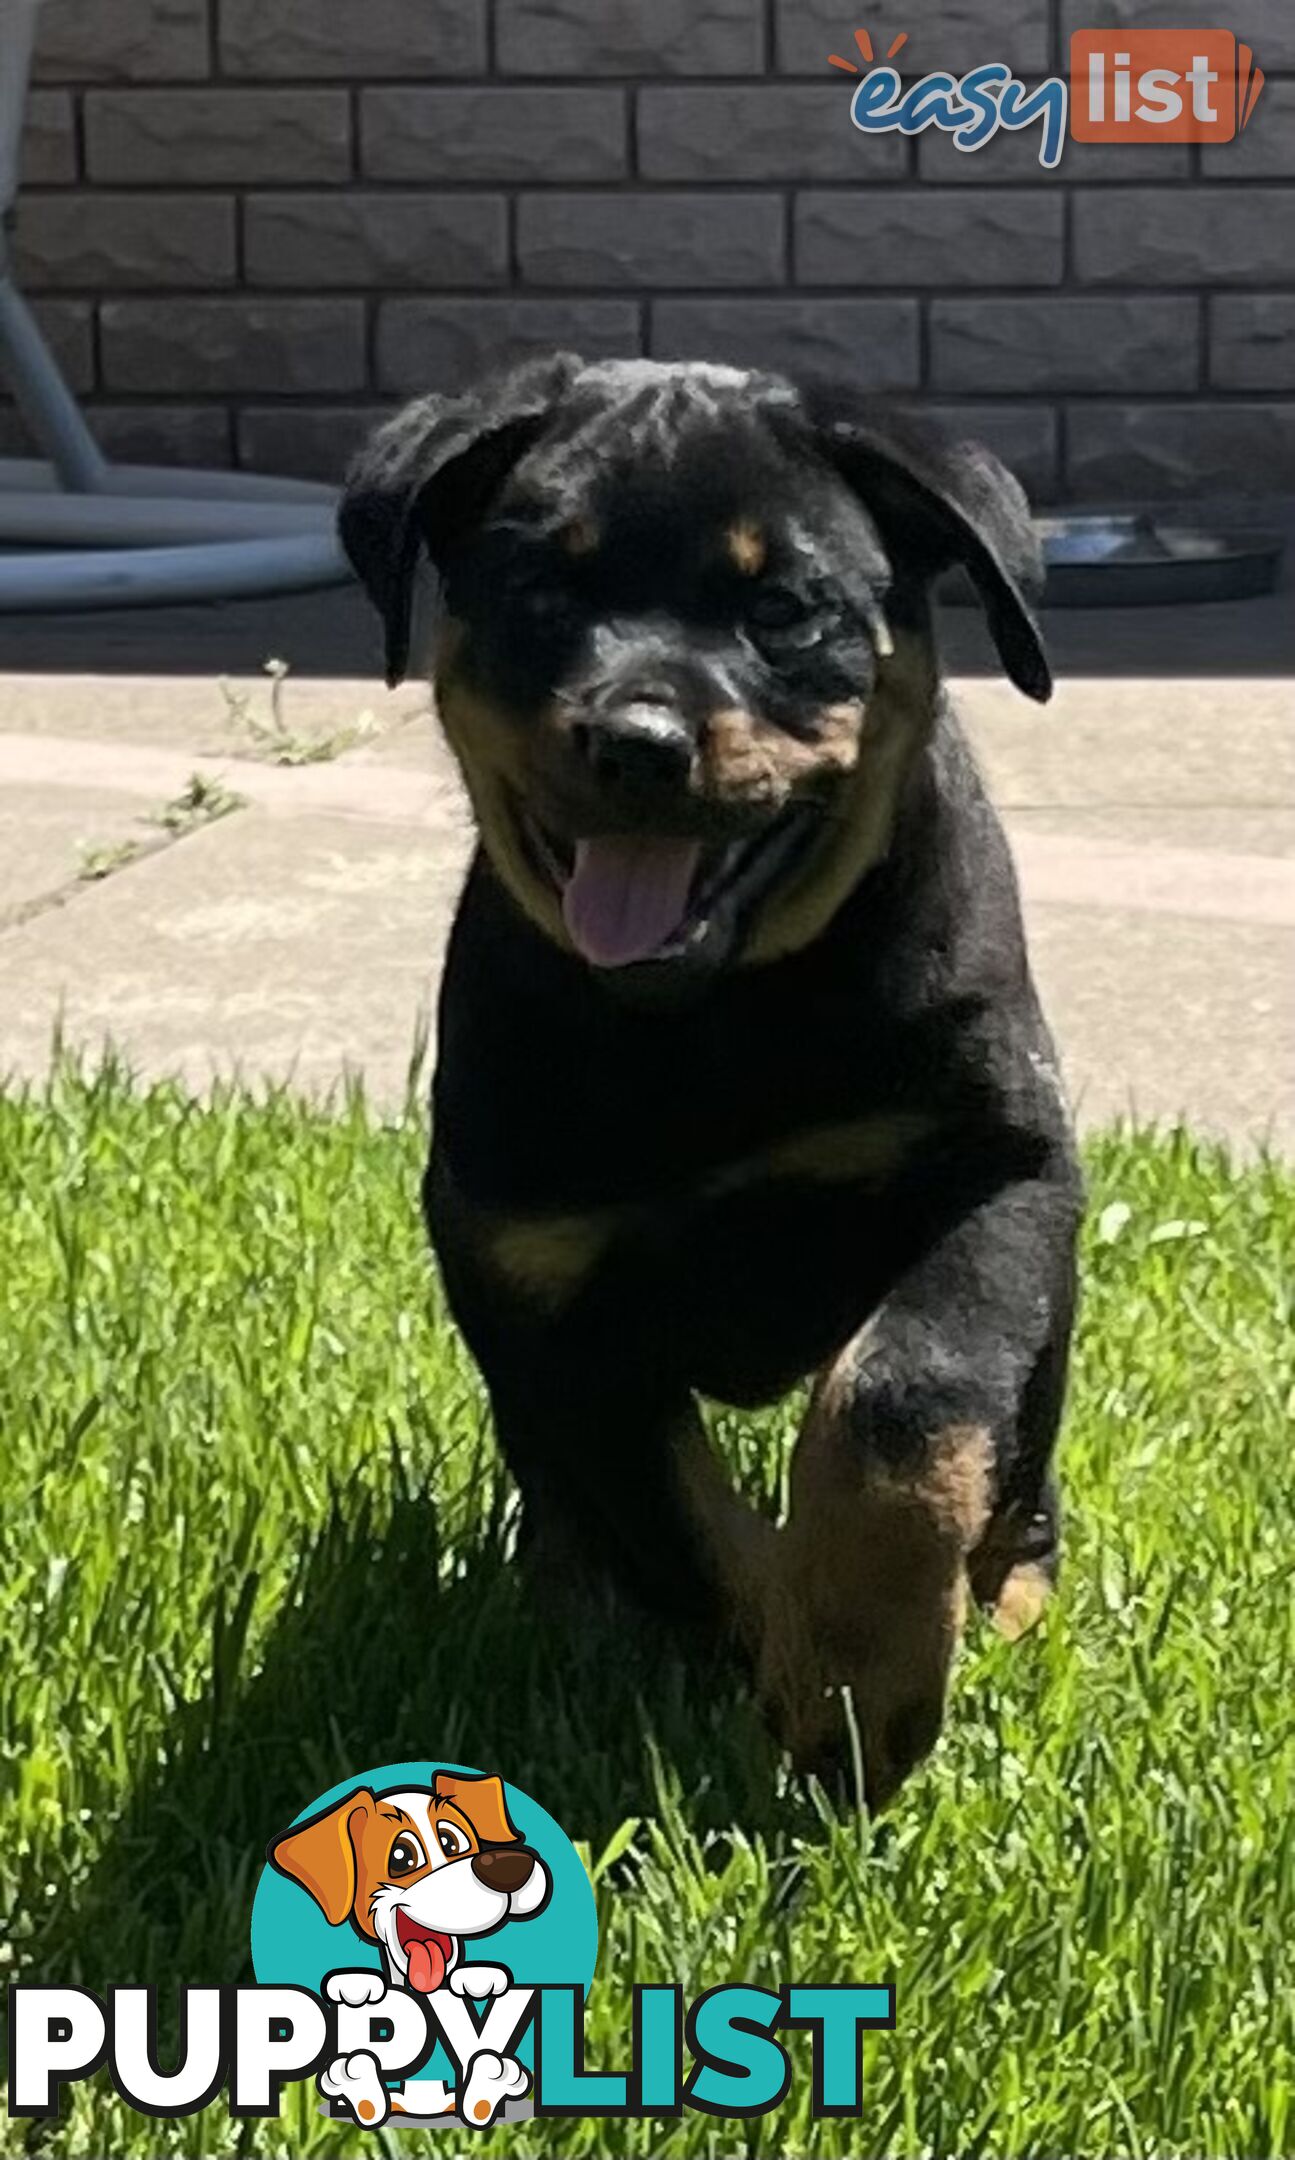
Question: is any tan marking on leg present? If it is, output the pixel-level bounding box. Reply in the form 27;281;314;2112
761;1364;993;1806
358;2100;376;2122
744;631;938;966
484;1210;623;1310
705;1111;936;1197
727;520;767;576
993;1561;1053;1643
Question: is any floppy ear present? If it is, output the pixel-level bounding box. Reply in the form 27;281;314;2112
269;1788;376;1926
799;387;1052;704
434;1773;520;1847
338;351;582;689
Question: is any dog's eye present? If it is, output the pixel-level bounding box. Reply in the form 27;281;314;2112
436;1821;471;1859
747;587;810;634
389;1834;427;1878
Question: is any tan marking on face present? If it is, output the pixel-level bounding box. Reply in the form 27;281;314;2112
701;702;865;813
562;517;599;558
483;1209;623;1311
992;1562;1053;1642
428;1798;481;1857
726;520;767;576
743;631;938;966
705;1111;936;1198
434;617;569;949
270;1789;448;1939
352;1804;437;1935
757;1384;994;1807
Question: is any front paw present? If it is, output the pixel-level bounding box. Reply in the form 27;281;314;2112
320;2051;389;2127
325;1970;387;2008
448;1963;511;2001
764;1475;974;1809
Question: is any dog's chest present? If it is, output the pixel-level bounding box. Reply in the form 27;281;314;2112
436;949;924;1215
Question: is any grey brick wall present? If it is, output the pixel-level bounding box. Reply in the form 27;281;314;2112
6;0;1294;498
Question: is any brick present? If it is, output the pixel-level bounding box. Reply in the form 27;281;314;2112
1060;0;1295;71
101;299;367;395
14;195;235;292
0;400;234;464
376;298;641;394
0;301;95;399
1202;80;1295;179
1075;188;1295;284
20;93;77;186
219;0;485;78
923;403;1060;502
1211;297;1295;391
238;407;386;481
1067;402;1295;499
85;406;234;467
778;0;1050;75
651;298;921;390
33;0;209;81
638;86;908;179
361;89;627;182
917;127;1191;181
245;195;507;290
497;0;762;74
519;193;785;288
931;296;1200;394
85;91;352;186
797;190;1063;287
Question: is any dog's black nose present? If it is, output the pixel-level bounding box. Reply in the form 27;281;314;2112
471;1847;536;1894
572;704;693;790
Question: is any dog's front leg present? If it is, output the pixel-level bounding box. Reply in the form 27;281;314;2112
490;1366;776;1643
764;1164;1080;1808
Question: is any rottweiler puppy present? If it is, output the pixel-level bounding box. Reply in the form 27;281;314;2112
340;355;1083;1808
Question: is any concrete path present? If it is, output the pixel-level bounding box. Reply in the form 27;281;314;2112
0;663;1290;1152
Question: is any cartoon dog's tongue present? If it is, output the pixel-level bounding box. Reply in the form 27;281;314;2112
405;1935;448;1995
563;837;702;969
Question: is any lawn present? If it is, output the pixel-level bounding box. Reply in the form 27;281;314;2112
0;1059;1290;2159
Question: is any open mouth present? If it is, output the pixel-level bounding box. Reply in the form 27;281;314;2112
394;1909;455;1995
523;812;814;971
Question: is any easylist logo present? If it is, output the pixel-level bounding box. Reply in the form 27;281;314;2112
1072;29;1265;144
831;24;1266;169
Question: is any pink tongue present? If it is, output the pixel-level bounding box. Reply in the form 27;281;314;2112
562;836;702;969
406;1938;446;1995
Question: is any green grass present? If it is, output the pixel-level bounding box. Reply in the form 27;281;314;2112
0;1059;1291;2159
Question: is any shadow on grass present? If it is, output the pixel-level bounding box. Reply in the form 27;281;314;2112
31;1481;781;2000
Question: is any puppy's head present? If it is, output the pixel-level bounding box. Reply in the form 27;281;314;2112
341;356;1050;983
270;1773;550;1994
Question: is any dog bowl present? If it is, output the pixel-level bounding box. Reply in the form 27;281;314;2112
1037;513;1286;608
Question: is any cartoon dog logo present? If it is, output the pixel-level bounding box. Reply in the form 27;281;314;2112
270;1772;550;2128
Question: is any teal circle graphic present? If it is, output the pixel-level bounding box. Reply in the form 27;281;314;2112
251;1761;598;2081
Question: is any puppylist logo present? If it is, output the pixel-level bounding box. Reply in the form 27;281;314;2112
830;23;1266;168
7;1761;894;2131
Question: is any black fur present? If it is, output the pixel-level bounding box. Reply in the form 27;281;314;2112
341;357;1083;1804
